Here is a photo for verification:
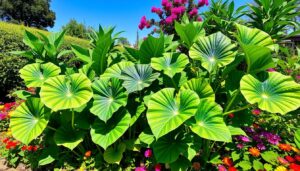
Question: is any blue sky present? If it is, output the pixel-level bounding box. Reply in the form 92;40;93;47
49;0;251;44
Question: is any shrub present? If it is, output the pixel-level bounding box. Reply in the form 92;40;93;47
0;22;89;101
4;15;300;171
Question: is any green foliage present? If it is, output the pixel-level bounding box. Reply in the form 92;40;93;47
0;0;55;29
62;19;92;39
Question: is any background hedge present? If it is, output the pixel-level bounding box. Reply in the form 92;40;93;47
0;22;89;102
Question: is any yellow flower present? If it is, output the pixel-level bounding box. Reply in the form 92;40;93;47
274;166;287;171
6;130;12;136
0;105;4;110
292;146;300;154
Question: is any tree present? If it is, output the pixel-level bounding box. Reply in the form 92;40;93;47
62;19;91;39
0;0;55;29
117;37;131;46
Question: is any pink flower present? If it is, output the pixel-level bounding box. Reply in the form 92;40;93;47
144;148;152;158
138;16;148;30
197;16;203;22
155;164;161;171
267;68;276;72
0;112;7;120
189;8;198;16
278;157;289;165
165;14;177;24
252;109;261;115
135;166;147;171
198;0;209;7
218;165;227;171
296;75;300;80
171;6;185;15
162;0;168;6
151;7;163;15
174;0;182;4
165;2;173;10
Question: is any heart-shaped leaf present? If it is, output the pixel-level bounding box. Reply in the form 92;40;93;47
151;53;189;78
180;78;215;101
90;110;130;149
10;98;50;144
235;23;276;51
140;35;164;64
240;72;300;114
189;32;237;72
40;73;93;111
147;88;200;139
153;132;189;163
90;78;128;122
54;125;85;150
120;64;160;93
241;45;275;74
101;61;134;79
175;21;205;48
103;143;126;164
20;62;61;87
188;99;231;142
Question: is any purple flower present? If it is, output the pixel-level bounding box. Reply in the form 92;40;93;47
257;143;266;151
267;134;281;145
144;148;152;158
135;166;147;171
244;127;255;134
237;143;244;149
240;136;250;142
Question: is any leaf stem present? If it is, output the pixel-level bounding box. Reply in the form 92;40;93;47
71;109;75;129
224;90;240;112
47;125;57;131
223;104;253;116
171;77;178;91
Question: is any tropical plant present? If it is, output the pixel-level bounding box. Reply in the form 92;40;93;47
246;0;300;40
8;17;300;170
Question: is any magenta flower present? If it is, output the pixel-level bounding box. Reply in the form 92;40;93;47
135;166;147;171
0;113;7;120
174;0;182;4
238;136;250;142
218;165;227;171
252;109;261;115
165;14;177;24
138;16;148;30
257;143;266;150
154;164;161;171
267;68;276;72
144;148;152;158
151;7;163;15
171;6;186;15
162;0;168;6
198;0;209;7
237;143;244;149
189;8;198;16
296;75;300;80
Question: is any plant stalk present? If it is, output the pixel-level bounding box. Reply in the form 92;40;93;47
223;104;253;116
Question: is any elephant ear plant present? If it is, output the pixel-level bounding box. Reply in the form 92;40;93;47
11;22;300;170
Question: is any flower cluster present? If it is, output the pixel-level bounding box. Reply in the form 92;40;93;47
2;138;19;149
218;157;237;171
276;154;300;171
138;0;209;34
0;102;16;120
135;148;161;171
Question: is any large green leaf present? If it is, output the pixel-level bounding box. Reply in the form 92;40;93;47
241;45;275;74
101;61;134;79
120;64;160;93
151;53;189;78
103;143;126;164
189;32;237;72
90;110;130;149
188;99;231;142
90;78;128;122
295;129;300;148
40;73;93;111
54;125;85;150
19;62;61;87
180;78;215;101
147;88;200;139
153;133;189;163
175;21;205;48
23;30;44;53
139;35;164;64
240;72;300;114
10;98;50;144
235;23;276;51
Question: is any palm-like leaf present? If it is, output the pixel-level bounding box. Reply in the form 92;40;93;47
120;64;160;93
151;53;189;78
240;72;300;114
90;78;128;122
40;73;93;111
19;62;61;87
189;32;237;72
147;88;200;139
10;98;50;144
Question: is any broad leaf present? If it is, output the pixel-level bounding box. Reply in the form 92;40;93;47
228;126;247;136
241;45;275;74
190;32;237;72
147;88;200;139
10;98;50;144
153;133;189;163
120;64;160;93
40;73;93;111
90;110;130;149
175;21;205;48
261;151;278;165
151;53;189;78
54;125;85;150
101;61;134;79
71;44;91;64
180;78;215;101
240;72;300;114
103;143;126;164
90;78;128;122
169;156;191;171
235;23;276;51
23;30;44;53
140;35;164;64
20;62;61;87
189;99;231;142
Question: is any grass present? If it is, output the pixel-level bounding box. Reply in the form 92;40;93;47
0;21;89;47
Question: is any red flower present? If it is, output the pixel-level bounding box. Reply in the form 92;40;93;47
33;145;38;151
285;156;295;163
229;167;238;171
85;150;92;157
252;109;261;115
223;157;234;167
144;148;153;158
228;113;234;118
155;164;162;171
294;155;300;162
21;145;27;151
290;163;300;171
5;141;18;149
192;162;201;171
278;157;289;165
27;145;33;151
2;138;9;143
